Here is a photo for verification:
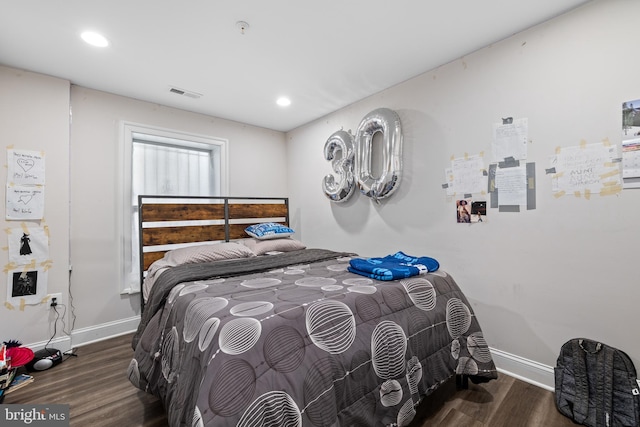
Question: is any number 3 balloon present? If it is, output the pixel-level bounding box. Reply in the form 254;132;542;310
322;130;356;202
323;108;403;203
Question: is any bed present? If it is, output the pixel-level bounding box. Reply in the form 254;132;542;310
128;196;498;427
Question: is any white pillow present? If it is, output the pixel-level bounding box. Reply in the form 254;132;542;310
244;222;295;240
143;241;256;302
163;241;256;265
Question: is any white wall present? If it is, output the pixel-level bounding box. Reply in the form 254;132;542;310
286;0;639;388
0;67;70;347
69;86;289;340
0;70;289;350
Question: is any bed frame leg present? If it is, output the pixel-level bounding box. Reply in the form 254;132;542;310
456;374;469;390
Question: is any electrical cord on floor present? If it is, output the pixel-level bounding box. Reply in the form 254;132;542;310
54;303;77;360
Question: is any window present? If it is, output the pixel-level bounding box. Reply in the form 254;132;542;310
118;122;228;294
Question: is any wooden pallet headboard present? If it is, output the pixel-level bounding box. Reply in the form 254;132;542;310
138;195;289;307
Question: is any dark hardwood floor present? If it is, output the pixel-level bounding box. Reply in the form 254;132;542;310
4;333;575;426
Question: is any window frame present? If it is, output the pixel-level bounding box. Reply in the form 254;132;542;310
117;121;229;295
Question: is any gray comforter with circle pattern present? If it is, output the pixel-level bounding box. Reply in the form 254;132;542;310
129;248;497;427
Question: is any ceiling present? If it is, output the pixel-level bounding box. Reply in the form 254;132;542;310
0;1;591;132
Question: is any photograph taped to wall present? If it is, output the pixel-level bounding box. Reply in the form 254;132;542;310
7;225;49;265
456;199;487;223
6;267;47;305
456;199;472;223
5;185;45;220
471;201;487;223
7;149;45;186
622;100;640;188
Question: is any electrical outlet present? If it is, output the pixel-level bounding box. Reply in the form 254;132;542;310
48;293;62;309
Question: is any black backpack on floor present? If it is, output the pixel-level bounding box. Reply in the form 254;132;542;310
555;338;640;427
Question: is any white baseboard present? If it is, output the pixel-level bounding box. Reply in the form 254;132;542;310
70;316;141;348
27;316;141;354
27;335;73;354
490;347;555;391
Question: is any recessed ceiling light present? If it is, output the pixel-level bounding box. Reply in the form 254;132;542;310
276;97;291;107
81;31;109;47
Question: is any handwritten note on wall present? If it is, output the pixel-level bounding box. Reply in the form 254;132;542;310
8;149;45;185
492;118;528;161
495;165;527;206
549;142;621;197
6;149;46;220
447;155;486;196
6;185;45;220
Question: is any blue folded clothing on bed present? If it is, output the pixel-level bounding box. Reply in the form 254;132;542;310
348;251;440;281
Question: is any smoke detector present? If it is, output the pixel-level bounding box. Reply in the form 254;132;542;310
236;21;250;35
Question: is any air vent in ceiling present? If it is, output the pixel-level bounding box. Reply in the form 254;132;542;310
169;86;202;99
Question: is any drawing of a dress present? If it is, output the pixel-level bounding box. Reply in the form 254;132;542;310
20;233;32;255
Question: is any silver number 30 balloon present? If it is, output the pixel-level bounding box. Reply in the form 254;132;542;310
323;108;403;203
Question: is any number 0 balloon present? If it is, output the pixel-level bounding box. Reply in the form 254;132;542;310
355;108;403;202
